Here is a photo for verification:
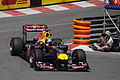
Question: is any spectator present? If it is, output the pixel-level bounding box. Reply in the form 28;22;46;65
93;31;114;51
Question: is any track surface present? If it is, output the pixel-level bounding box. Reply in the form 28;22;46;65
0;6;120;80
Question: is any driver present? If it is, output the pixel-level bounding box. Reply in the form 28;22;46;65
35;31;52;46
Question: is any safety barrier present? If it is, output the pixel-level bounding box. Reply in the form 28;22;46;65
103;0;120;48
63;0;80;2
42;0;80;5
104;0;120;38
0;0;30;10
0;0;81;10
72;15;120;47
72;19;91;46
42;0;63;5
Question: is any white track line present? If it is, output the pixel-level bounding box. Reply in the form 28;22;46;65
72;1;96;7
16;8;42;15
44;5;69;11
0;12;13;18
71;45;94;51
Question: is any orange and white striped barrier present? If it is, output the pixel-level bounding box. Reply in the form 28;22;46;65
72;19;91;46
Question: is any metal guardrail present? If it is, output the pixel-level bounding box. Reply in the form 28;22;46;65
104;0;120;33
104;9;120;33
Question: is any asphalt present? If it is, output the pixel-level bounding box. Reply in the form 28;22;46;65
0;5;120;80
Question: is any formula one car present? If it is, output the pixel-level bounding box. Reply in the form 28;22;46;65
10;24;89;71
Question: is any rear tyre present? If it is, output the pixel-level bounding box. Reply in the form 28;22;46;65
10;37;24;56
72;49;86;62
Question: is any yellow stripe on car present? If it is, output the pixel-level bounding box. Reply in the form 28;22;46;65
33;25;37;28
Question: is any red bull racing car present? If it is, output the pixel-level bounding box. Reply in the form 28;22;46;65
10;24;89;71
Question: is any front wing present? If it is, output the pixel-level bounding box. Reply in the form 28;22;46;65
35;61;89;71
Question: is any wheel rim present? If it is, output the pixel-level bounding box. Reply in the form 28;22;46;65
9;46;12;52
10;40;14;52
29;56;33;64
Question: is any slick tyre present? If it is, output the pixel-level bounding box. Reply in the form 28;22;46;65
72;49;86;62
35;49;43;62
32;49;43;71
10;37;24;56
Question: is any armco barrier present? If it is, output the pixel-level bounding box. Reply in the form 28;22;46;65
64;0;80;2
0;0;30;10
8;0;30;9
30;0;41;7
0;0;81;10
0;0;9;10
72;19;91;46
42;0;63;5
42;0;80;5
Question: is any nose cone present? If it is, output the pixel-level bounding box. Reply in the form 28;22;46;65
58;54;68;60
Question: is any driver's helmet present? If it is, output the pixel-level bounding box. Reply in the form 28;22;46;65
35;31;52;43
46;39;52;46
46;39;52;43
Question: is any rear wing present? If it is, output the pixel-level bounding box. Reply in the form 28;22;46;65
23;24;50;32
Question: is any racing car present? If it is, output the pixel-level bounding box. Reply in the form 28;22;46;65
10;24;89;71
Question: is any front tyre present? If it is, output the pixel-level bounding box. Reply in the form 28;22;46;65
72;49;89;71
72;49;86;62
30;49;43;71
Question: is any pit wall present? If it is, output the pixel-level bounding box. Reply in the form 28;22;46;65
0;0;80;10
